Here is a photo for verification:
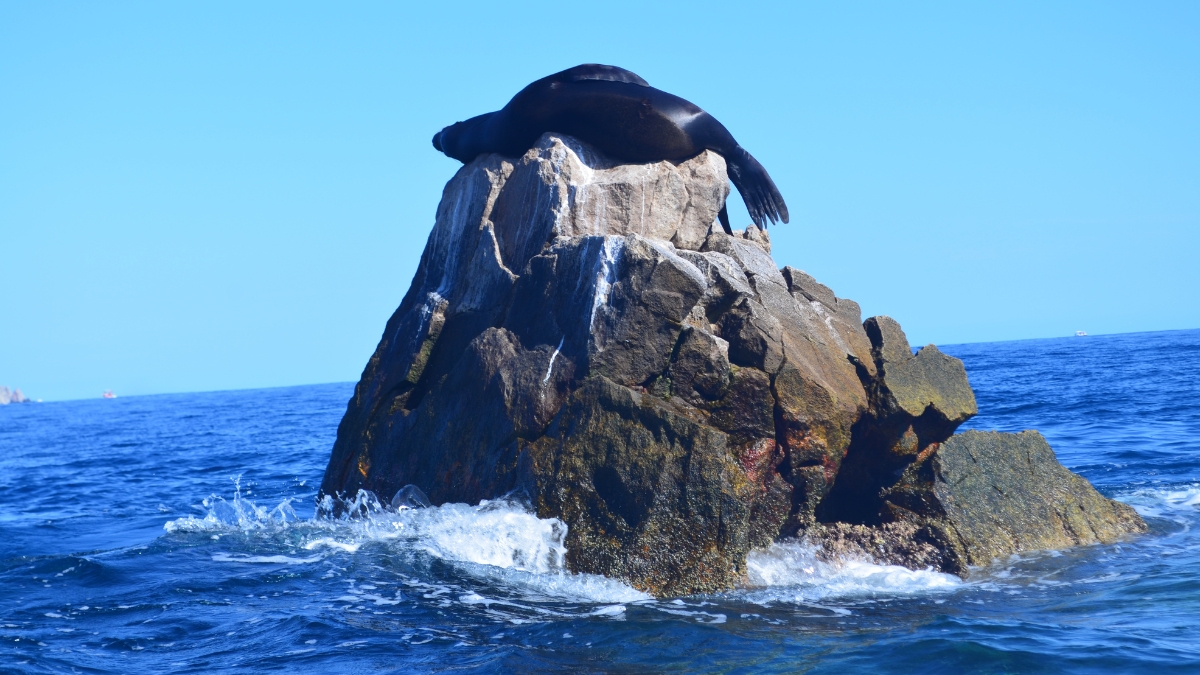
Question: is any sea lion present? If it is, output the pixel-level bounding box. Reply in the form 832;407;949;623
432;64;789;233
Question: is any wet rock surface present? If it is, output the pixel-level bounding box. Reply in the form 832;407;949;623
801;521;950;572
321;134;1145;595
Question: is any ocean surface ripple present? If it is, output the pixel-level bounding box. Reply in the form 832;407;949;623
2;329;1199;673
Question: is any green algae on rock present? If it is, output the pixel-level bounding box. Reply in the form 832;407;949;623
881;430;1148;574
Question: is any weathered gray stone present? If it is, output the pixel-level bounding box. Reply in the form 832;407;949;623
491;135;729;255
335;326;574;506
881;430;1147;574
707;367;776;447
781;266;836;309
702;231;787;287
866;315;914;372
668;327;731;404
588;236;707;387
719;296;785;373
676;249;756;334
772;363;859;526
736;225;771;254
677;250;754;299
888;344;978;425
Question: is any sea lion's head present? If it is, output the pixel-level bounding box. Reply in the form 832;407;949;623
432;120;473;162
431;113;494;163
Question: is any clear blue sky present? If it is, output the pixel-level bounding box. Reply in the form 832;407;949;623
2;1;1197;401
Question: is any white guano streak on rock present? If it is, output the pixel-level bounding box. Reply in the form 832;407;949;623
557;146;594;237
484;222;516;277
390;290;443;350
543;336;565;385
588;237;625;336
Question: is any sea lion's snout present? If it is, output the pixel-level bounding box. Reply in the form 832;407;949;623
431;114;495;163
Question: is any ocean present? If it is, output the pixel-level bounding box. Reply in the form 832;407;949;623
2;328;1198;674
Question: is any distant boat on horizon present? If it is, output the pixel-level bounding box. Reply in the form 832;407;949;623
102;390;117;399
1075;331;1088;337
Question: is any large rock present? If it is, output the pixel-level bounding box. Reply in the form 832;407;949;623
321;133;1144;595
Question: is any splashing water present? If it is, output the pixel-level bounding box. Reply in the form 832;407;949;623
744;541;961;604
164;475;298;533
1120;483;1200;518
165;479;958;610
164;482;644;605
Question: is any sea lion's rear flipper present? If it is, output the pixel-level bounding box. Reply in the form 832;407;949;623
726;148;790;229
554;64;650;87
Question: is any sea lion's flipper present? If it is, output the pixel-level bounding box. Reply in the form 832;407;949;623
726;148;790;229
554;64;650;87
717;203;732;234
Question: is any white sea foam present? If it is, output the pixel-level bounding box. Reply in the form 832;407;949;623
166;479;970;609
211;553;324;564
743;540;961;605
1118;483;1200;518
402;499;567;573
164;482;648;605
303;537;361;553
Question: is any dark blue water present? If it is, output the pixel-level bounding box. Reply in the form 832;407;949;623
3;329;1199;673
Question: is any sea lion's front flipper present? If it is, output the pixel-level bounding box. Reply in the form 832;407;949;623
554;64;650;87
718;203;732;234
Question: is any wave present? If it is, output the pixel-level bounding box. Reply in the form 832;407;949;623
743;540;961;606
166;485;568;575
164;480;646;605
1116;483;1200;519
164;479;965;609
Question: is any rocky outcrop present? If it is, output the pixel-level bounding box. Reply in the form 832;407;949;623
878;430;1147;574
815;316;979;525
0;387;31;405
321;133;1144;595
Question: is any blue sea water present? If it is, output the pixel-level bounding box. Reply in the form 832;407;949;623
2;329;1199;674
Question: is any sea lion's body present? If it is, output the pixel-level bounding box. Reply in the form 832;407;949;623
433;64;788;230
